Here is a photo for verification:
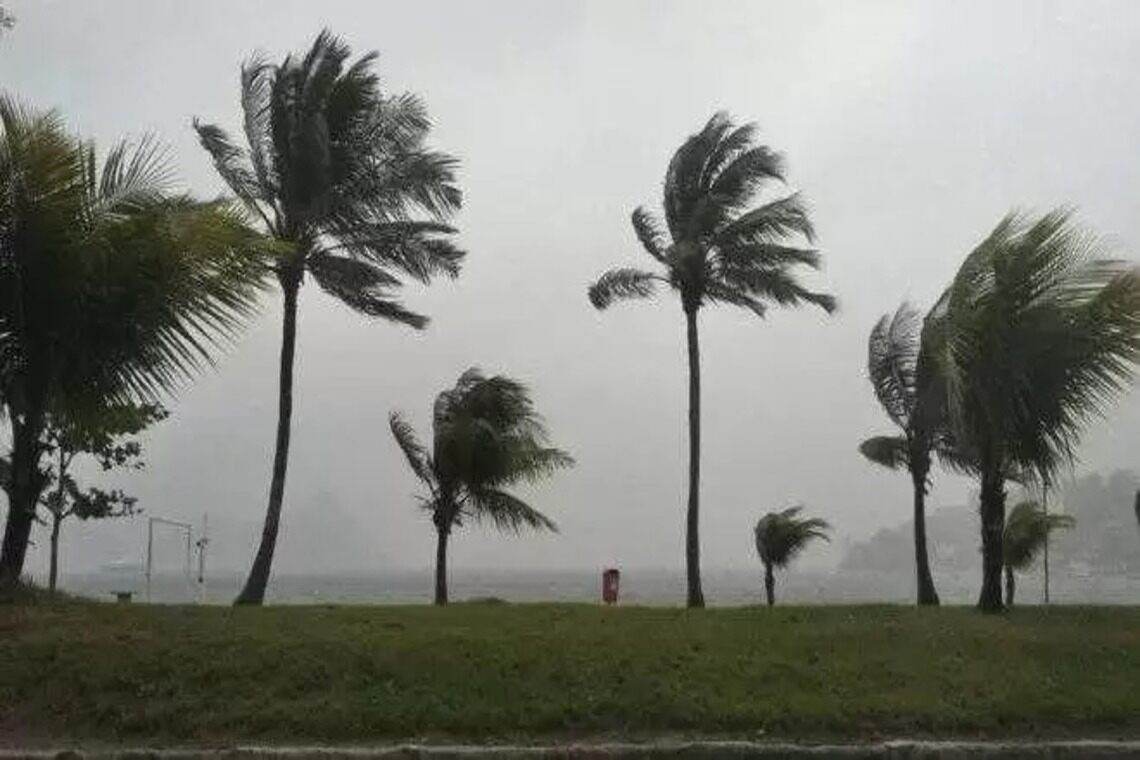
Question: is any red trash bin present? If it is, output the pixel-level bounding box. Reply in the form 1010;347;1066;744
602;568;620;605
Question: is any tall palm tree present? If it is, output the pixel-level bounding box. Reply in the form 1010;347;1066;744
587;112;835;607
753;506;830;606
1002;499;1074;606
858;303;944;605
195;30;465;604
389;368;573;604
927;209;1140;612
0;97;263;584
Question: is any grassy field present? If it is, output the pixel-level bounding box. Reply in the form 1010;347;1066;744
1;601;1138;743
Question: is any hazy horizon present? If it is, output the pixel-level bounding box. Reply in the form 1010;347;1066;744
3;0;1140;587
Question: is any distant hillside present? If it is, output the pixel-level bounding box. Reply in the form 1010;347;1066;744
842;470;1140;576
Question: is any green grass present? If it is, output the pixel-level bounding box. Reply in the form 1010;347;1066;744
1;602;1138;742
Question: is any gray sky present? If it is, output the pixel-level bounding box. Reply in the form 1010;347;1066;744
3;0;1139;582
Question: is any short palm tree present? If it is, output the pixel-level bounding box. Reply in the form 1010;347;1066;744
588;112;835;607
1002;500;1074;606
753;506;830;606
927;209;1140;612
389;368;573;605
0;97;263;583
195;30;465;604
858;303;945;605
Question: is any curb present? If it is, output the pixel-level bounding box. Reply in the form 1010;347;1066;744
2;742;1140;759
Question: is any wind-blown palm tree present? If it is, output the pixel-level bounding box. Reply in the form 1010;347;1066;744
927;209;1140;612
588;113;835;607
389;368;573;605
753;506;830;606
0;97;263;584
858;303;946;605
195;30;464;604
1002;500;1074;606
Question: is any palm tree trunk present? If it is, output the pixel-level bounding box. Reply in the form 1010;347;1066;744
1004;564;1015;607
977;464;1006;613
235;271;300;606
434;524;450;606
0;410;46;587
684;307;705;609
48;514;62;596
763;563;775;607
911;467;940;606
1041;487;1050;605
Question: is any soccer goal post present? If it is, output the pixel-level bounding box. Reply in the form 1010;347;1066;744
145;517;192;603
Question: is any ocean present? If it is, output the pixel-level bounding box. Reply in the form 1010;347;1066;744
58;566;1140;606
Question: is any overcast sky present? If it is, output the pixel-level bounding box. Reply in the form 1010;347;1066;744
3;0;1139;586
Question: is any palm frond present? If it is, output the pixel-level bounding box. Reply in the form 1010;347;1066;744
308;252;428;328
631;207;666;262
867;303;921;429
594;113;827;326
934;210;1140;485
587;267;661;310
702;282;767;318
717;242;821;272
389;411;434;486
192;120;268;224
326;219;463;282
663;111;735;241
708;145;785;212
421;368;570;535
1;98;267;416
95;135;177;213
240;54;278;201
858;435;909;470
715;193;816;247
506;446;575;484
467;487;558;534
715;266;836;314
754;506;831;569
1003;500;1075;570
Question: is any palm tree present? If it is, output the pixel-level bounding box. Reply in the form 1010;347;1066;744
587;112;835;607
1002;500;1074;606
0;97;263;584
927;209;1140;612
753;506;830;606
195;30;465;605
389;368;573;604
858;303;946;605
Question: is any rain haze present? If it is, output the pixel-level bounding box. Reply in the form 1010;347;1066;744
3;0;1139;599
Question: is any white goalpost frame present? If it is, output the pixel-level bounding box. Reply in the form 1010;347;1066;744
145;516;193;603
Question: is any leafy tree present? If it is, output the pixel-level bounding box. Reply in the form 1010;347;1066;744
38;404;166;594
926;209;1140;611
588;112;835;607
753;506;830;606
195;29;464;605
389;368;573;605
1002;500;1074;606
0;97;263;585
0;5;13;34
858;303;949;605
